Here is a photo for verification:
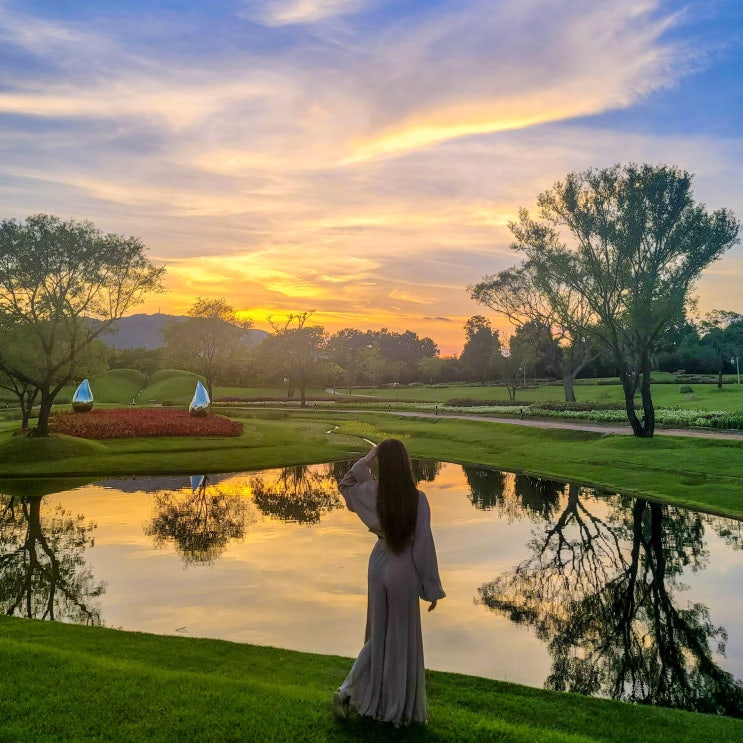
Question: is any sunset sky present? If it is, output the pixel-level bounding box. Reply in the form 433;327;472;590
1;0;742;354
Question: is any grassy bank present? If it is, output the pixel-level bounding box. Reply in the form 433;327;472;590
2;409;742;518
2;616;741;743
3;411;743;741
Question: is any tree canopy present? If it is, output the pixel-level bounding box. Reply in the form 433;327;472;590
0;214;165;435
508;163;740;436
161;297;253;400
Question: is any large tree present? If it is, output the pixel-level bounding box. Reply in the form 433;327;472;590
261;311;325;407
460;315;501;384
325;328;373;393
470;261;596;401
699;310;743;389
509;164;739;436
0;214;165;435
161;297;253;400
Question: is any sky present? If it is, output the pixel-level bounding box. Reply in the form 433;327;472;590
1;0;742;355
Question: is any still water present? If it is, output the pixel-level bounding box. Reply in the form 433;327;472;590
2;460;742;715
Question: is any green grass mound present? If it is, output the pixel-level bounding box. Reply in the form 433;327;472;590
140;369;205;405
89;368;148;403
0;432;108;463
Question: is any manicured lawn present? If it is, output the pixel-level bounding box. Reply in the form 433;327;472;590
2;616;741;743
327;380;743;410
2;410;743;741
1;409;742;518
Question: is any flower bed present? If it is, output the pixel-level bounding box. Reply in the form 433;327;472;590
50;408;243;439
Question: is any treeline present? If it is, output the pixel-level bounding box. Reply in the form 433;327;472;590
108;305;743;405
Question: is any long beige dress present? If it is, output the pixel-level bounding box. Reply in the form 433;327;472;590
338;458;446;725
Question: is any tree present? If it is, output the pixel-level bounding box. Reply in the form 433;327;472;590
470;261;596;401
262;311;325;407
496;334;531;402
146;476;252;565
108;347;162;378
325;328;373;393
510;319;561;381
250;465;342;524
161;297;253;401
0;214;165;435
478;489;743;716
460;316;501;384
0;492;105;622
699;310;743;388
509;164;740;436
373;328;438;384
0;329;40;430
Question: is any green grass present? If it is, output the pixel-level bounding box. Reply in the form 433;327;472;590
0;412;365;478
1;409;742;518
328;412;743;518
89;368;147;403
3;409;743;741
333;380;743;410
138;368;206;404
1;616;740;743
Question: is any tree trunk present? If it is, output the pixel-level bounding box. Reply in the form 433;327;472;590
620;371;644;437
299;383;306;408
717;362;724;390
31;388;54;437
20;402;30;430
562;372;577;403
620;362;654;438
638;357;655;437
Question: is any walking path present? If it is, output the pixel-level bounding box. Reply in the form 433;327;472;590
387;410;743;440
320;388;743;440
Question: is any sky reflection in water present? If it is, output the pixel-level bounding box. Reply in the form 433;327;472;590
1;461;742;714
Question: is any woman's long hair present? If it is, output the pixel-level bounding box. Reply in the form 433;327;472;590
376;439;418;554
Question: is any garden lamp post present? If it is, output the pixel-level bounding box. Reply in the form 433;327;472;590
731;356;741;384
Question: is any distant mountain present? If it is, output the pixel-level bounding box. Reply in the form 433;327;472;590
95;313;269;350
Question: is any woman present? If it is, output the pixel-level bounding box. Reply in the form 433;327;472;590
333;439;445;726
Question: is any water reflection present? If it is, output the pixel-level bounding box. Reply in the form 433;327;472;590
0;462;741;717
0;491;104;623
249;465;342;524
463;465;561;520
145;475;254;565
478;484;743;716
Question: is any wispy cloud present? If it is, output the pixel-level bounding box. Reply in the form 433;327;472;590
0;0;739;354
239;0;373;26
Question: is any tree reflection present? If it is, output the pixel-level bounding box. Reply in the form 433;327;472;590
251;465;342;524
463;465;506;511
463;465;560;521
410;459;442;484
0;493;104;623
146;476;252;565
478;487;743;716
329;458;442;486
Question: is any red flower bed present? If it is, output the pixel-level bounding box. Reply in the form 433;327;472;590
50;408;243;440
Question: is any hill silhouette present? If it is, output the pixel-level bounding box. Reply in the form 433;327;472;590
94;313;268;350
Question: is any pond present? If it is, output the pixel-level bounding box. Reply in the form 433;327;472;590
2;460;742;716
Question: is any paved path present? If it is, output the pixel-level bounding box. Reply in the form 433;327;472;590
304;404;743;441
388;410;743;440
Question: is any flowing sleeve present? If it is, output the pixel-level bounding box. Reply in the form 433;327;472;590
413;491;446;602
338;458;382;534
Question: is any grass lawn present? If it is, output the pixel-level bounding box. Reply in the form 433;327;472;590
2;616;741;743
1;408;742;518
2;410;743;741
327;380;743;410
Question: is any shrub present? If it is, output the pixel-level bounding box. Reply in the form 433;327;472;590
444;398;518;407
50;408;243;439
679;385;694;394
